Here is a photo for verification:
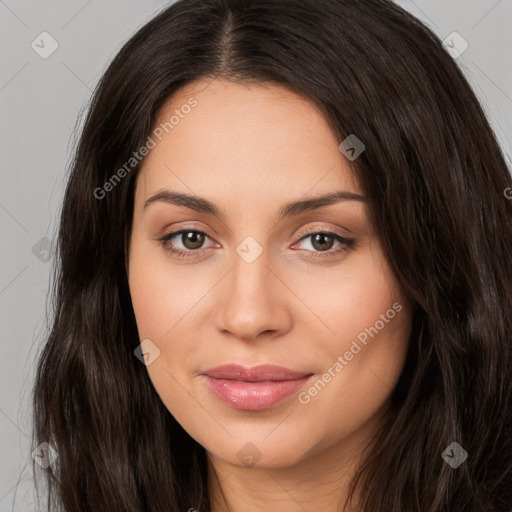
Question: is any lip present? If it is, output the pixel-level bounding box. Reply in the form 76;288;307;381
201;364;314;411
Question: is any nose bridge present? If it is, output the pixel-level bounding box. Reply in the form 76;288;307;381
215;236;289;339
229;237;273;307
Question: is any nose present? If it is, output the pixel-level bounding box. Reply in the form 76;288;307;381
214;245;292;341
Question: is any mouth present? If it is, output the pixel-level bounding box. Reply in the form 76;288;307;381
200;364;314;411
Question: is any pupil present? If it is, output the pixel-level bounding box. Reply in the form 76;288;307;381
183;231;204;249
312;233;333;251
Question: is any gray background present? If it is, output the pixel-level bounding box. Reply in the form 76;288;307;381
1;0;511;509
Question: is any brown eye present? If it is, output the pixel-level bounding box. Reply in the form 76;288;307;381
293;230;355;259
158;228;216;258
180;231;206;250
310;233;335;251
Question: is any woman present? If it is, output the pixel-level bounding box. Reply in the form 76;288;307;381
32;0;512;510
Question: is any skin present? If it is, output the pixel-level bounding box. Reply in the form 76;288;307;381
127;78;413;512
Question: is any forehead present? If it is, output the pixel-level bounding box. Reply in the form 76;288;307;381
135;79;361;206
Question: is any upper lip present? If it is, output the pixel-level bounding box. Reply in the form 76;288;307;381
201;364;313;382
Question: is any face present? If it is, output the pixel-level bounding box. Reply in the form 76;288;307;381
128;78;412;470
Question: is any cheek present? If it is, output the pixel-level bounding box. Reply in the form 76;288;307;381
300;242;407;352
128;245;199;421
299;308;411;448
294;245;411;430
127;237;210;397
128;237;203;340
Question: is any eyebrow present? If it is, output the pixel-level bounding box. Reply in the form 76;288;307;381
143;189;365;219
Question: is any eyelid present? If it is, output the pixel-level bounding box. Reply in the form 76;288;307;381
160;222;217;240
294;224;351;240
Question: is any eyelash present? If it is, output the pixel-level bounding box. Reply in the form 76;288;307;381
157;227;355;260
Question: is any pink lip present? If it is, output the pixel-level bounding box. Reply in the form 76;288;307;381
201;364;314;411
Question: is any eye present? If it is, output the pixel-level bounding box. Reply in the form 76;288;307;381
157;227;355;259
292;230;355;259
158;229;217;258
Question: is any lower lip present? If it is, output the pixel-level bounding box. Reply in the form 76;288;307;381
202;375;313;411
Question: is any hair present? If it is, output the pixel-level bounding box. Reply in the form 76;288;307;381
32;0;512;510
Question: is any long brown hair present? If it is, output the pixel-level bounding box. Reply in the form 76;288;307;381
33;0;512;510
